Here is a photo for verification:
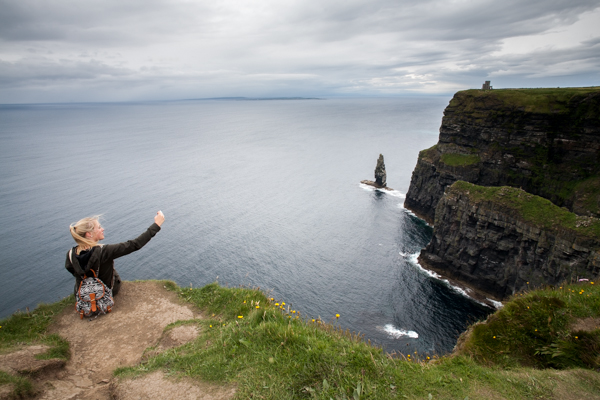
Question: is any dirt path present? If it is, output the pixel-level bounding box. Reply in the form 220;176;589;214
6;281;235;400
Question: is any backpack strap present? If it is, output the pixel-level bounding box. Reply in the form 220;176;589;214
69;247;87;279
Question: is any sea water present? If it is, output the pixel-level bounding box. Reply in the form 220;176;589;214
0;97;491;354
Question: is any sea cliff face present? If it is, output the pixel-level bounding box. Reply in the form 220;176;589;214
418;182;600;300
406;88;600;300
405;88;600;224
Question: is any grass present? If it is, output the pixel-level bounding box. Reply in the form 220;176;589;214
114;282;600;399
3;282;600;399
0;295;73;398
418;144;438;161
457;281;600;370
0;370;35;398
450;181;600;239
451;87;600;114
440;153;480;167
0;295;73;358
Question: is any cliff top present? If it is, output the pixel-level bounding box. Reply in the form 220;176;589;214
449;181;600;241
450;86;600;115
2;280;600;398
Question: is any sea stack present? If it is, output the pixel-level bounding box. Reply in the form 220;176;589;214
374;154;386;187
361;154;392;190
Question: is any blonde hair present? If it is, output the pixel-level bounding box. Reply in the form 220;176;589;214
70;215;102;254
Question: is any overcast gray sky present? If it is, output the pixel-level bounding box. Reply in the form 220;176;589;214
1;0;599;103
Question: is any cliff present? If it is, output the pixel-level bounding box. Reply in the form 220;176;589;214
406;87;600;300
419;181;600;300
405;87;600;224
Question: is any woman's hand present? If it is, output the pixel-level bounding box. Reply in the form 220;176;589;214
154;210;165;227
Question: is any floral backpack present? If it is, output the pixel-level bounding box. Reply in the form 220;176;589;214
69;247;114;319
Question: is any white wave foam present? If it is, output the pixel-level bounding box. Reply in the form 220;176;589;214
379;324;419;339
405;253;491;308
385;190;406;198
359;183;406;198
487;298;504;309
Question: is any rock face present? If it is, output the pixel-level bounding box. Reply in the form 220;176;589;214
375;154;387;187
405;88;600;300
405;88;600;224
418;182;600;300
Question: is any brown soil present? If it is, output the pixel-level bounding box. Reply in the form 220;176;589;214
572;317;600;332
110;371;237;400
1;281;235;400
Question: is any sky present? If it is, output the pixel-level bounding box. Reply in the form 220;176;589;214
0;0;599;103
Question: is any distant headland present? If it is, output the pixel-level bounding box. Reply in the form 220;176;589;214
184;97;323;101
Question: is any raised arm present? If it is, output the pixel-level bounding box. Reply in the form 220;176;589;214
100;211;165;261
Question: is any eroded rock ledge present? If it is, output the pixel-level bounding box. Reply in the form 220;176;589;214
419;181;600;300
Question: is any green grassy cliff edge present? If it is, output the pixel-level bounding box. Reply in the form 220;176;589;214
2;281;599;399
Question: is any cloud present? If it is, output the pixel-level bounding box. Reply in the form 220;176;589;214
0;0;598;103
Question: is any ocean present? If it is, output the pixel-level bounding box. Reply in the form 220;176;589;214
0;97;491;355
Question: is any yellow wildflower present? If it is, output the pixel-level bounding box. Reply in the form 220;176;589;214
238;315;243;319
336;314;340;318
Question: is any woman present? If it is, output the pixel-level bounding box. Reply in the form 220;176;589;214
66;211;165;296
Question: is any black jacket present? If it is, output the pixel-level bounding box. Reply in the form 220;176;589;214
65;223;161;289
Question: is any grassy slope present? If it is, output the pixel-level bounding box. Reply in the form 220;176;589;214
2;283;600;399
0;296;73;398
451;181;600;240
456;282;600;370
122;282;600;399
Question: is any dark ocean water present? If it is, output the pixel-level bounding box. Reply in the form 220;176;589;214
0;97;491;355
